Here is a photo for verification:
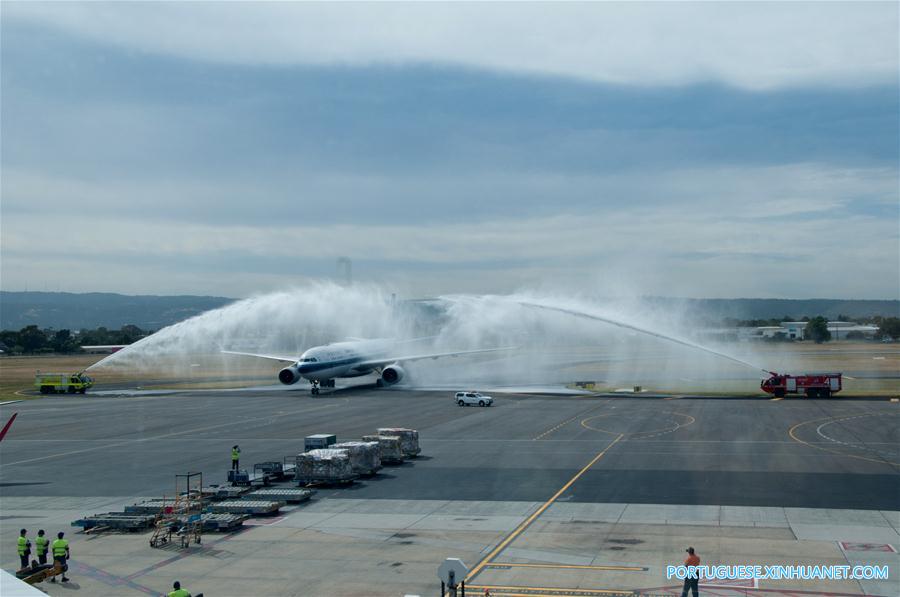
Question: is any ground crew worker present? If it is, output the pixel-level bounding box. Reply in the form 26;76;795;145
681;546;700;597
35;529;49;565
168;580;191;597
50;531;70;583
231;445;240;470
17;529;31;569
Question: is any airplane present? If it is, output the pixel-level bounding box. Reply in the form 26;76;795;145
223;338;510;394
0;413;17;442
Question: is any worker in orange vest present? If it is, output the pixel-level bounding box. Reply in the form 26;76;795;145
681;546;700;597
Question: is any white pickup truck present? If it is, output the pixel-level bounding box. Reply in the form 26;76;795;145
455;391;493;407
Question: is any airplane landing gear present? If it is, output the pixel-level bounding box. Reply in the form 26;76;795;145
310;379;335;396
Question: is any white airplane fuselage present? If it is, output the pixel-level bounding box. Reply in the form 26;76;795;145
282;338;394;383
224;338;510;394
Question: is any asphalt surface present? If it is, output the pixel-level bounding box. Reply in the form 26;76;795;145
1;388;898;510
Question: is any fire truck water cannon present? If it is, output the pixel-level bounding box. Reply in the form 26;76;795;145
761;372;842;399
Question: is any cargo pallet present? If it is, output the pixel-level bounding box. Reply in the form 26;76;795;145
332;441;382;476
245;488;313;503
296;476;356;487
377;428;421;458
209;499;286;516
362;434;406;465
72;512;157;532
201;485;252;501
125;500;176;515
198;512;248;532
295;448;357;486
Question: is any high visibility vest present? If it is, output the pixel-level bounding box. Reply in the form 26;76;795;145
35;536;49;555
52;538;69;557
231;448;240;461
168;589;190;597
17;536;29;556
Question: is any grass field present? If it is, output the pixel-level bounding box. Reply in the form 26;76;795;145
1;341;897;400
1;354;105;402
0;353;278;401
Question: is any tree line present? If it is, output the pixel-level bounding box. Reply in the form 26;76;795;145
722;315;900;343
1;315;898;355
0;325;149;355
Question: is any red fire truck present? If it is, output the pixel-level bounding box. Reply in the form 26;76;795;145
761;372;842;398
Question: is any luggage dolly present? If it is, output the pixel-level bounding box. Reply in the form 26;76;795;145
16;560;66;585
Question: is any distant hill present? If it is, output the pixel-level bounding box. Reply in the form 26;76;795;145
0;292;896;331
0;292;234;330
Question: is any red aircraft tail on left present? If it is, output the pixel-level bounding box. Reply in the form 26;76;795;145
0;412;18;441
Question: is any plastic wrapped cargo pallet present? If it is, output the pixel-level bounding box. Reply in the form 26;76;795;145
377;427;421;457
295;448;356;484
332;441;382;475
361;434;404;464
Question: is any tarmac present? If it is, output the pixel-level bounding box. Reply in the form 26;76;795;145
1;386;898;596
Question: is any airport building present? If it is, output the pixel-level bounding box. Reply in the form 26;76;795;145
737;321;880;341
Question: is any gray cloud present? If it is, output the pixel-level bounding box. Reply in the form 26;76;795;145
3;168;897;299
1;4;897;300
4;2;897;90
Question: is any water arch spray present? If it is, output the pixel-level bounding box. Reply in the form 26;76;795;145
87;285;771;389
516;300;769;374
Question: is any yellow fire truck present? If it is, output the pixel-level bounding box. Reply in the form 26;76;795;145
34;371;94;394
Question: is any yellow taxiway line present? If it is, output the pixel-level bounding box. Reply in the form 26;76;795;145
466;434;625;582
788;413;899;467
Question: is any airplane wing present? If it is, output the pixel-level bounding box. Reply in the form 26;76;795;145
395;335;440;344
344;336;436;343
0;413;17;442
353;346;515;370
221;350;299;363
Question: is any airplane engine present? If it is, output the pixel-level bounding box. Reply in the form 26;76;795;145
278;365;302;385
380;364;405;386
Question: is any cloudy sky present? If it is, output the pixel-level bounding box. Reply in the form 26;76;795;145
1;2;897;299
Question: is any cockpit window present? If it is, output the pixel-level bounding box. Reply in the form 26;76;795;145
300;357;318;363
